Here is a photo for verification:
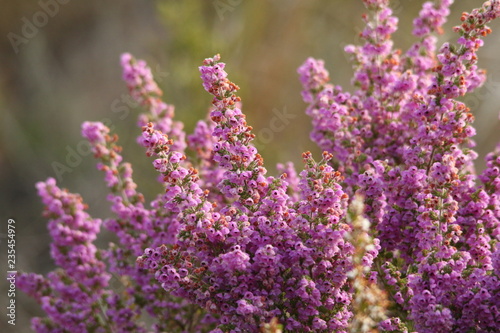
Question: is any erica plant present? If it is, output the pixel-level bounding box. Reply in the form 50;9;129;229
19;0;500;332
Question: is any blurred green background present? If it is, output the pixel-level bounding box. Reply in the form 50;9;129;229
1;0;500;331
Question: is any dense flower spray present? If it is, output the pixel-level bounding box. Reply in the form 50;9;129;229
19;0;500;332
298;0;500;331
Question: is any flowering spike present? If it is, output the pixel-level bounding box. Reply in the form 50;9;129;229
121;53;187;153
19;1;500;332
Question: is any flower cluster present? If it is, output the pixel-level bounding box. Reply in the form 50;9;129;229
19;0;500;332
299;0;500;332
135;54;356;331
17;179;142;332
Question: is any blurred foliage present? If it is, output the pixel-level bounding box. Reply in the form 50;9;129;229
1;1;500;331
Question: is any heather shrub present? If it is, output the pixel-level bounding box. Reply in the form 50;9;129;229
19;0;500;332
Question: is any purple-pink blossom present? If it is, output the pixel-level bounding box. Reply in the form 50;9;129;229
18;1;500;332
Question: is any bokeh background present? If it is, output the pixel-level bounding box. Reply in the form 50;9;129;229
1;0;500;331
